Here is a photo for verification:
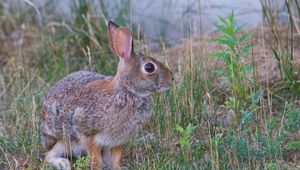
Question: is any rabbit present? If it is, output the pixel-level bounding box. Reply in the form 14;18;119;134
41;20;173;170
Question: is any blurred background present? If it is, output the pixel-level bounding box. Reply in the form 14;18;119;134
28;0;264;45
0;0;299;169
1;0;286;47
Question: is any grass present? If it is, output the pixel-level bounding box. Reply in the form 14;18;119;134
0;0;299;169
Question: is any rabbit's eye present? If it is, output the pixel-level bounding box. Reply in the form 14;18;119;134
144;63;155;73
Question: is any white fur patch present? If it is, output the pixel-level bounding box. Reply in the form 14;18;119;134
94;134;114;147
94;133;130;147
45;142;71;170
72;143;86;156
158;87;170;92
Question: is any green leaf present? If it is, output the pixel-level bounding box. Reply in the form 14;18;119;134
179;139;188;147
285;141;300;150
218;16;228;26
242;45;252;55
214;69;225;75
209;52;226;58
212;36;234;46
175;125;184;133
248;89;263;106
241;111;255;125
223;54;232;65
239;32;253;43
216;24;228;34
227;13;234;27
243;65;253;72
235;24;245;34
210;36;225;42
186;123;197;133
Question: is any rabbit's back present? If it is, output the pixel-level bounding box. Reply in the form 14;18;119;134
44;71;109;102
41;71;110;144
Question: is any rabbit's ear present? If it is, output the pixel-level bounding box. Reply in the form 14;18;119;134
108;21;119;53
114;28;133;60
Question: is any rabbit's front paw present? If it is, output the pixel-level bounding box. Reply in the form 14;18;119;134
113;165;122;170
53;158;71;170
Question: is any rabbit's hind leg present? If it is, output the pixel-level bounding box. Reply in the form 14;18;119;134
45;141;71;170
86;137;103;170
111;146;123;170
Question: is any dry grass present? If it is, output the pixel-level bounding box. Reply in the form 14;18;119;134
0;1;300;169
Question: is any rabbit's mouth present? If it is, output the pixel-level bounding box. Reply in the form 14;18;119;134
158;78;173;92
158;86;171;92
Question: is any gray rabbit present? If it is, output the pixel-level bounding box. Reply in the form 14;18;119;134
41;21;173;170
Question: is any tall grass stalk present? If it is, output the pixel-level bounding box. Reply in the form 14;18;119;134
260;0;300;94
